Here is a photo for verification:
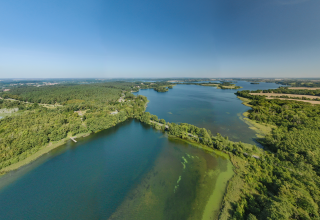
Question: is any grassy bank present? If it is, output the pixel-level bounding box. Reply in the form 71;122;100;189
239;112;276;138
237;96;275;138
237;96;252;107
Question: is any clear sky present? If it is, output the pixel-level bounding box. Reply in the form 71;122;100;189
0;0;319;78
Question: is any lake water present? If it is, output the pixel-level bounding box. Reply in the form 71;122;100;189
136;81;281;144
0;119;233;220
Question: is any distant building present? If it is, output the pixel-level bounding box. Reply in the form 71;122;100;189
3;89;10;92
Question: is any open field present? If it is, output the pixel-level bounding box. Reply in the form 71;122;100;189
264;98;320;104
289;87;320;90
0;97;62;108
250;93;320;104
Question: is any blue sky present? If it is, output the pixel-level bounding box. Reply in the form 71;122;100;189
0;0;319;78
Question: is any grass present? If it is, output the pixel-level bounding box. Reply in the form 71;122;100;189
237;96;275;138
240;112;276;138
237;96;252;107
0;111;21;119
0;113;13;118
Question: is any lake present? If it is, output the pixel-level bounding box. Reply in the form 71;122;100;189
136;81;281;144
0;119;233;220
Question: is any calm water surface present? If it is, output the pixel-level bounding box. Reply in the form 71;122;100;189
0;119;233;220
136;81;280;144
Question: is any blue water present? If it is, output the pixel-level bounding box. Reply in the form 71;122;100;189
136;81;280;144
0;119;231;220
0;119;165;219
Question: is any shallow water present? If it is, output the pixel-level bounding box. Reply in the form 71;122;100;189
0;119;233;220
136;81;280;144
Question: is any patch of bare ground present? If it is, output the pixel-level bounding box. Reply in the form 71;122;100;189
250;93;320;104
288;87;320;90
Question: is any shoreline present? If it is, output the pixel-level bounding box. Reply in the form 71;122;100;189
0;131;91;175
237;96;275;138
166;136;235;219
2;114;235;219
202;153;234;220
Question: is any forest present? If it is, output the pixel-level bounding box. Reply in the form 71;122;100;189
231;90;320;220
251;86;320;97
136;89;320;219
1;81;320;219
0;82;149;171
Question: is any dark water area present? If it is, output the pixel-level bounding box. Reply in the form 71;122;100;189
136;81;281;144
0;119;232;220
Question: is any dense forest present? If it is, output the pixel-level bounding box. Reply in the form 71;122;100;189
0;82;150;171
231;90;320;219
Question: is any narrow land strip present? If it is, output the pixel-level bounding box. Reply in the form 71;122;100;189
288;87;320;90
250;93;320;104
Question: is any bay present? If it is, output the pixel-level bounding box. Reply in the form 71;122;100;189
135;81;281;144
0;119;233;220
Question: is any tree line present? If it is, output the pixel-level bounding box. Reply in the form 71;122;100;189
136;90;320;219
252;87;320;97
0;82;148;171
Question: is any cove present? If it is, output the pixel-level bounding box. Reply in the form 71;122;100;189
136;81;281;144
0;119;233;220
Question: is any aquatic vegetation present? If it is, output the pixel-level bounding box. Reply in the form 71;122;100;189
180;156;188;170
181;156;188;163
174;175;182;193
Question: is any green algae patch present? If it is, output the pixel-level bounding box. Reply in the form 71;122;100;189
202;156;234;220
108;136;234;220
174;175;182;193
